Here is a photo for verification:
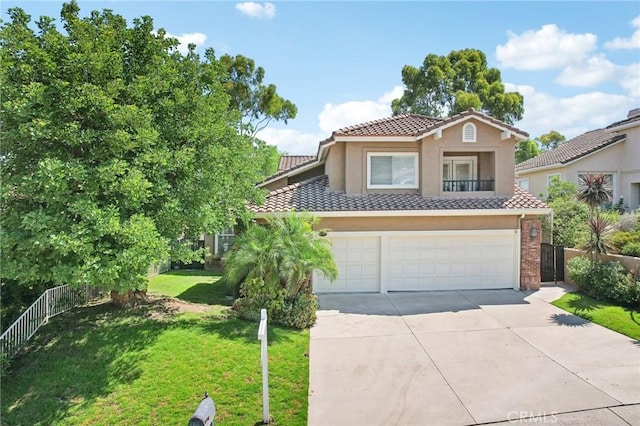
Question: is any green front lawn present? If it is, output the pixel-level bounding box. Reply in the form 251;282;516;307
552;292;640;340
2;271;309;425
147;269;232;305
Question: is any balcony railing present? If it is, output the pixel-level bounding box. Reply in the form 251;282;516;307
443;179;495;192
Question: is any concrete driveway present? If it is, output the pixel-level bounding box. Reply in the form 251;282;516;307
308;286;640;425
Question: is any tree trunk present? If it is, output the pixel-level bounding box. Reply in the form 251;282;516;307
110;290;132;307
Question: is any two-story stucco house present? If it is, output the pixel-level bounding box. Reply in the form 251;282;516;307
515;108;640;210
208;109;551;293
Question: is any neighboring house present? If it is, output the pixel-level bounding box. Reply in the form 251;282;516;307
515;108;640;211
207;109;551;292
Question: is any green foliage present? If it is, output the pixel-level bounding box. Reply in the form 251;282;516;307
219;53;297;136
0;280;49;333
224;212;337;329
584;217;616;258
552;292;640;340
515;139;541;163
567;257;639;309
0;3;273;296
232;278;319;329
611;229;640;257
535;130;565;151
544;179;589;248
391;48;524;124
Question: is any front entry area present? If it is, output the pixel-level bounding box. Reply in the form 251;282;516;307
313;230;519;293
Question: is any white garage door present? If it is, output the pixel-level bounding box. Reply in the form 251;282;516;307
387;232;516;291
313;236;380;293
314;230;518;293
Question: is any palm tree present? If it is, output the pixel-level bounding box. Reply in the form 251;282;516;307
223;212;337;299
577;173;613;261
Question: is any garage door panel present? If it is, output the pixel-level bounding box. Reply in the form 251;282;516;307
387;232;516;291
313;236;380;293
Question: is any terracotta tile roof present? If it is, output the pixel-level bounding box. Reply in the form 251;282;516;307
252;175;547;214
333;114;443;137
331;109;528;138
416;109;528;138
515;129;625;172
277;155;316;172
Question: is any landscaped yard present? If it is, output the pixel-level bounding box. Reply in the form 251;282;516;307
552;292;640;340
1;270;310;425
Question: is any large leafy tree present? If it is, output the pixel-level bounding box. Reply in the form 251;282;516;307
536;130;566;151
0;3;274;304
391;49;524;124
515;139;541;163
219;54;297;136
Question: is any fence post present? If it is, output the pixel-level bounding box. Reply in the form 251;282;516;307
257;309;269;424
45;289;50;323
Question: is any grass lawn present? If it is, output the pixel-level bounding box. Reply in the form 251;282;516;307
552;292;640;340
2;270;309;425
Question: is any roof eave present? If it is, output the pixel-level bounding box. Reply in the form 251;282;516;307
254;208;551;218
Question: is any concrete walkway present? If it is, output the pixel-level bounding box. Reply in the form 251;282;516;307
308;286;640;425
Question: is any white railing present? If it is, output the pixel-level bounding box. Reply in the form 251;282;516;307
1;285;101;360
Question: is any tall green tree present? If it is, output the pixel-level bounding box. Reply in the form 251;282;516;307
391;48;524;124
515;139;541;163
536;130;566;151
219;54;297;136
0;3;272;304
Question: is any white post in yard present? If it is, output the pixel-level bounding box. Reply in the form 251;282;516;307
257;308;269;424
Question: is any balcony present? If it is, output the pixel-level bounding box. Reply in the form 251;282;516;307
443;179;495;192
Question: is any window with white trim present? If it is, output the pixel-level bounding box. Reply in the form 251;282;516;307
518;178;530;192
462;123;476;142
214;228;235;257
367;152;418;189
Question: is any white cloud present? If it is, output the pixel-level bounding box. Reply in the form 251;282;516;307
165;32;207;55
496;24;597;70
318;86;404;134
505;83;635;140
255;128;323;155
604;16;640;49
555;54;617;87
257;86;405;154
235;2;276;19
620;63;640;98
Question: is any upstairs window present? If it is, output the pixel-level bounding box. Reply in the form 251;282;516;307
367;152;418;189
462;123;477;142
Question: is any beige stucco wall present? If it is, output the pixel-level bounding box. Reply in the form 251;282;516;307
318;215;520;232
262;177;288;191
325;119;517;197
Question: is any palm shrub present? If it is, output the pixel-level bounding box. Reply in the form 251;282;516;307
577;173;613;261
224;212;337;328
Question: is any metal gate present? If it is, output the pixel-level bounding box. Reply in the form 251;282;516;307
541;243;564;282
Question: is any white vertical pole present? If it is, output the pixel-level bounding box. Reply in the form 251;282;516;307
45;290;50;323
258;308;269;424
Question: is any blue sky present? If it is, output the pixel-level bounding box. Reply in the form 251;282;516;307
3;1;639;154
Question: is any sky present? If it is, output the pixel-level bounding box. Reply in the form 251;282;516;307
3;1;639;155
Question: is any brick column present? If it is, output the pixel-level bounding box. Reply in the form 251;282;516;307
520;219;541;291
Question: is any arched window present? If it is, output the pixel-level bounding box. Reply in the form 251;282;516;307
462;122;476;142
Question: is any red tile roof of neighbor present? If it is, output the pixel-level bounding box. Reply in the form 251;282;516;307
277;155;316;172
251;175;547;214
515;129;626;172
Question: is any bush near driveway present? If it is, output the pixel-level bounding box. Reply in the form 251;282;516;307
567;256;640;309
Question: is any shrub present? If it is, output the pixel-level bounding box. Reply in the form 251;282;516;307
567;257;639;309
232;278;318;329
548;198;589;247
611;229;640;257
567;256;592;292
